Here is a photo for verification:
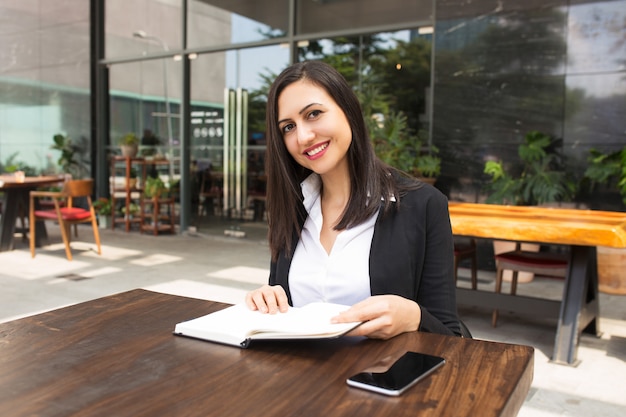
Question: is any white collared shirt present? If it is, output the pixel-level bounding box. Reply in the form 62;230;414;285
289;174;378;307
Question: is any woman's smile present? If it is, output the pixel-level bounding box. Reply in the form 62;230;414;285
304;141;330;159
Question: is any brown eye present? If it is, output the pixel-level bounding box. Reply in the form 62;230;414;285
281;123;295;134
308;110;322;119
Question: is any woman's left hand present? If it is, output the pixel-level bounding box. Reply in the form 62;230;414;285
331;295;421;339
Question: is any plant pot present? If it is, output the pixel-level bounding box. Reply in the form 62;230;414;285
597;246;626;295
120;144;138;158
493;240;540;283
98;215;111;229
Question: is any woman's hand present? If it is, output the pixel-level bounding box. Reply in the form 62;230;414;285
245;284;290;314
331;295;422;339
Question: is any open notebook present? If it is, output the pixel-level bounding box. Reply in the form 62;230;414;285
174;302;362;348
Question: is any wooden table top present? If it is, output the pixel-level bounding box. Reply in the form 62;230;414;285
0;289;533;417
449;202;626;248
0;175;64;189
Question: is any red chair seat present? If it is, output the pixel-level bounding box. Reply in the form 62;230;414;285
495;251;567;269
492;248;568;327
34;207;92;221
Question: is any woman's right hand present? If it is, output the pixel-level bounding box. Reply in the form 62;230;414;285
245;284;290;314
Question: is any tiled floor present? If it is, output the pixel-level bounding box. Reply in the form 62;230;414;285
2;223;625;416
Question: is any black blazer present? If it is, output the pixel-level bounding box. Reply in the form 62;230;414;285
269;182;461;337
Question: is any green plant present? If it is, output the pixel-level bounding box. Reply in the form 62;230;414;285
369;112;441;178
51;133;79;175
144;176;167;198
119;132;140;146
121;202;140;216
93;198;113;215
483;131;577;205
1;152;37;176
583;146;626;206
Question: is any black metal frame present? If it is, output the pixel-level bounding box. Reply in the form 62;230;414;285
457;244;600;365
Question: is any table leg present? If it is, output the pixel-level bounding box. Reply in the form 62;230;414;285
0;189;49;252
551;245;600;365
0;191;17;251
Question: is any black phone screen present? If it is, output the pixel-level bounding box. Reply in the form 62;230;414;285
347;351;445;396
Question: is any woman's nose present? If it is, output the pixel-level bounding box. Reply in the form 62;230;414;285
296;123;315;144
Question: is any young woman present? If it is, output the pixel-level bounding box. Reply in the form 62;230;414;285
245;61;461;338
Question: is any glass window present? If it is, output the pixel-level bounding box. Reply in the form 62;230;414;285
296;0;432;35
105;0;183;59
0;0;90;176
109;58;182;157
298;30;432;139
188;0;289;49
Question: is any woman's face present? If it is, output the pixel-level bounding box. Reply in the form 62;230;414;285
277;79;352;177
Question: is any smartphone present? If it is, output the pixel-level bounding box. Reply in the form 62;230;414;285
346;351;445;396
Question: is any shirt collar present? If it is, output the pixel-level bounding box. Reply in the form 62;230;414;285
301;173;322;213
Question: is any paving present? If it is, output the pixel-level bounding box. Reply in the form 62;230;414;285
2;221;625;417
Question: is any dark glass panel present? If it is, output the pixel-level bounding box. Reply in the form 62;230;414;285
433;1;569;202
296;0;432;35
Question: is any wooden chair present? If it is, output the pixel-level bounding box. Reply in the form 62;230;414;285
492;243;568;327
454;238;477;290
29;179;102;261
198;170;222;216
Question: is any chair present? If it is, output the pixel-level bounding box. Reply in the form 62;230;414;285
492;243;568;327
29;179;102;261
198;170;223;217
454;238;477;290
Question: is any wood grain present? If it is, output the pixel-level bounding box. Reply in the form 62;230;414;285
0;290;533;417
449;202;626;248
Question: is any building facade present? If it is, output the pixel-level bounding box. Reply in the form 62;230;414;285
1;0;624;237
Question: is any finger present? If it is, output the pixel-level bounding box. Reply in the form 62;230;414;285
247;285;273;313
244;291;259;311
260;285;284;314
331;300;380;324
273;287;290;313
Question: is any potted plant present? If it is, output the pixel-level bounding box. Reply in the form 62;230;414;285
483;130;578;282
144;176;167;199
483;131;577;206
50;133;79;178
582;145;626;294
127;167;139;189
121;202;140;219
119;132;140;158
93;197;113;229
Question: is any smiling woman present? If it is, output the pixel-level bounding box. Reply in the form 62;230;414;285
245;61;462;340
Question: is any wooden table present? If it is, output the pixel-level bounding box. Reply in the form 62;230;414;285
0;289;534;417
0;175;64;251
449;202;626;365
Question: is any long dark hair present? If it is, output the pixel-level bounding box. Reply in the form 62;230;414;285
265;60;417;260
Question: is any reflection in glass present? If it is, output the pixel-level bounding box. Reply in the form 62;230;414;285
109;59;181;162
190;45;288;222
567;0;626;74
0;0;90;175
188;0;289;49
105;0;183;59
434;5;569;201
296;0;432;35
298;30;432;143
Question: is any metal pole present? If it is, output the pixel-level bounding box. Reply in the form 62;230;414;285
132;31;175;179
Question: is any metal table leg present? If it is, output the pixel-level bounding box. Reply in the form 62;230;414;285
551;245;600;365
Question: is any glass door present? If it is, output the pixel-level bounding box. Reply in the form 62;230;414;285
190;45;288;233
